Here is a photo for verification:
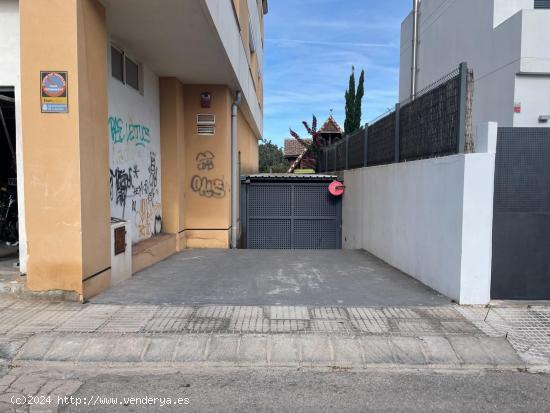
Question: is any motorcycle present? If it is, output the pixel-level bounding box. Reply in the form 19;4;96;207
0;183;18;245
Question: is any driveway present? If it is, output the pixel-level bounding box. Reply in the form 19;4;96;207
92;249;451;307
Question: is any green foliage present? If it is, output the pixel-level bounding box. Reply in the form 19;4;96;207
344;67;365;135
259;140;289;173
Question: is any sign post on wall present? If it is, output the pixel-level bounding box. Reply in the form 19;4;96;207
40;71;68;113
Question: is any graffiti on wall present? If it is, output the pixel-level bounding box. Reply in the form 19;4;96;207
191;151;226;198
109;114;161;242
109;116;151;147
196;151;215;171
191;175;226;198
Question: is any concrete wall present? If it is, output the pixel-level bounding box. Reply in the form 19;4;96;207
342;125;497;304
400;0;549;129
0;0;26;273
108;45;162;244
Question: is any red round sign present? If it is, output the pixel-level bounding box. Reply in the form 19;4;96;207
328;180;345;196
42;73;66;97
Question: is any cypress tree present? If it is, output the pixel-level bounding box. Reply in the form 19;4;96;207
354;69;365;132
344;67;356;135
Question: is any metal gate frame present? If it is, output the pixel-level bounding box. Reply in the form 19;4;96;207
240;175;342;249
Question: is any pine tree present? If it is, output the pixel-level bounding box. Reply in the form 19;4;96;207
344;67;356;135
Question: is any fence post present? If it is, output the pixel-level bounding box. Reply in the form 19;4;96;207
345;135;349;170
457;62;468;154
363;124;369;167
394;103;401;163
333;145;337;172
324;149;328;173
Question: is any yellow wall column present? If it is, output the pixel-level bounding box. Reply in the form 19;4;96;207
160;78;186;250
184;85;232;248
20;0;110;299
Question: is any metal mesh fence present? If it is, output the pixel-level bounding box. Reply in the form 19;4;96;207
335;140;347;170
399;73;460;161
319;63;472;173
367;111;396;166
347;129;366;169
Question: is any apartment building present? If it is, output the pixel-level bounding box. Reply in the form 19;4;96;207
0;0;267;299
400;0;550;129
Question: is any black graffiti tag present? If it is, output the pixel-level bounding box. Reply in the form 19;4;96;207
109;165;139;218
196;151;215;171
191;175;225;198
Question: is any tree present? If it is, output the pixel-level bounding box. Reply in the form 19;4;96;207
288;115;325;172
344;67;365;135
259;140;288;173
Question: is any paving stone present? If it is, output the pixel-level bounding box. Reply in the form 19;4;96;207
237;335;267;365
106;336;148;362
268;306;309;320
390;337;427;365
299;335;332;365
10;375;48;395
477;337;524;367
0;339;26;360
195;306;234;319
0;393;24;404
311;307;347;320
359;336;395;365
268;335;299;366
448;336;493;366
419;336;461;366
143;337;178;363
0;375;17;387
310;319;350;333
269;320;308;333
48;380;82;397
16;335;57;361
44;336;88;362
331;337;363;365
206;335;239;363
173;335;208;362
78;337;116;362
37;379;66;396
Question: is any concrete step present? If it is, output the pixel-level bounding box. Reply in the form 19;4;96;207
6;332;526;371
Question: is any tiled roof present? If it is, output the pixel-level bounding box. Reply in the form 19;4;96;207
319;115;343;134
284;138;312;157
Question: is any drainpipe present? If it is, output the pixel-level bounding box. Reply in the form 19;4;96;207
231;91;242;249
411;0;420;101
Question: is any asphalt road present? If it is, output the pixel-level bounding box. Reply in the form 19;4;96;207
59;368;550;412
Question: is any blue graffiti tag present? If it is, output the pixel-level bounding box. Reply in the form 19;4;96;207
109;116;151;147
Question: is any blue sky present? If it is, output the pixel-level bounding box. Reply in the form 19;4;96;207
263;0;410;146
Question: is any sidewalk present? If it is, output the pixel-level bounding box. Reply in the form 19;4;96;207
0;295;548;371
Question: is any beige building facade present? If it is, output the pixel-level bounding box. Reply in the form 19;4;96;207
0;0;266;300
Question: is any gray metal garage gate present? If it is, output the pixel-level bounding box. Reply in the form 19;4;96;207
491;127;550;300
240;175;342;249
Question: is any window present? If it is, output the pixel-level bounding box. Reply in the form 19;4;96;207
111;46;124;83
125;56;139;91
110;43;142;94
535;0;550;8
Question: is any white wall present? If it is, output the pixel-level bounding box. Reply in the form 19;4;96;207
204;0;263;136
342;125;497;304
0;0;27;273
108;43;162;244
400;0;549;129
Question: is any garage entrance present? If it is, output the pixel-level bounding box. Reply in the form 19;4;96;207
0;87;18;267
491;127;550;299
240;175;342;249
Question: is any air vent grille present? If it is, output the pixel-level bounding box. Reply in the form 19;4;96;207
197;114;215;125
197;125;215;135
